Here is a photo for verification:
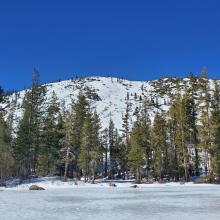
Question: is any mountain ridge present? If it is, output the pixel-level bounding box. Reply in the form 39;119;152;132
0;76;218;132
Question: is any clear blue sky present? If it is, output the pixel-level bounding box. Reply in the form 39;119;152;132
1;0;220;90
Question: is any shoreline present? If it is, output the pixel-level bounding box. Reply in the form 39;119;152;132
1;180;217;191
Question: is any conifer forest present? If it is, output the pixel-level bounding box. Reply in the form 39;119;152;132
1;70;220;185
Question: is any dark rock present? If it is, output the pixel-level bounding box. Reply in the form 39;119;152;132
109;182;117;187
29;185;45;191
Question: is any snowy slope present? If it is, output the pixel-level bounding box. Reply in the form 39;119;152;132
0;76;217;132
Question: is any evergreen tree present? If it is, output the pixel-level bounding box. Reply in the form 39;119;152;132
78;115;91;182
101;118;124;179
139;99;151;177
177;94;191;182
78;110;101;182
121;92;131;147
4;73;220;184
167;99;181;180
69;94;89;160
0;112;14;183
151;112;168;180
6;94;18;138
108;118;116;179
13;69;46;177
187;73;200;176
89;111;102;182
168;93;192;182
120;92;132;178
60;94;89;181
59;110;75;182
198;71;211;175
113;135;127;179
30;69;47;172
37;92;63;175
101;128;109;177
128;111;145;183
0;85;4;103
12;93;35;178
210;81;220;179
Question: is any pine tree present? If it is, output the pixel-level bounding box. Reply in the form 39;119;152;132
139;99;151;178
128;111;145;183
178;94;191;182
101;128;109;177
167;98;180;180
108;118;115;179
89;111;102;183
0;112;14;183
168;93;191;182
12;93;35;178
113;134;127;179
69;94;89;160
59;110;75;182
12;69;46;177
151;112;167;181
198;71;211;175
121;93;131;147
120;92;132;178
78;115;91;182
30;69;47;173
110;128;126;179
6;94;18;138
60;94;89;181
187;73;200;176
37;92;63;175
210;81;220;180
0;86;4;103
78;110;101;183
101;118;123;179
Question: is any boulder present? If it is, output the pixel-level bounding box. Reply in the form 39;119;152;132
130;184;138;188
109;182;117;187
29;185;45;191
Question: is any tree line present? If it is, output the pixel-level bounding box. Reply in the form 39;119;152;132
0;70;220;184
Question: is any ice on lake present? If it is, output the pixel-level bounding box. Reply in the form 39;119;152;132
0;185;220;220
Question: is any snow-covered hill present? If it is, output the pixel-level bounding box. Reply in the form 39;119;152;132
0;76;216;132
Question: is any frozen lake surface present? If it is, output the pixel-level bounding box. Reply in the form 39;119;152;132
1;185;220;220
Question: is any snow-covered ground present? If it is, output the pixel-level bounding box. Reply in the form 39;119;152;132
0;176;215;191
0;182;219;220
1;76;218;134
1;76;206;132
